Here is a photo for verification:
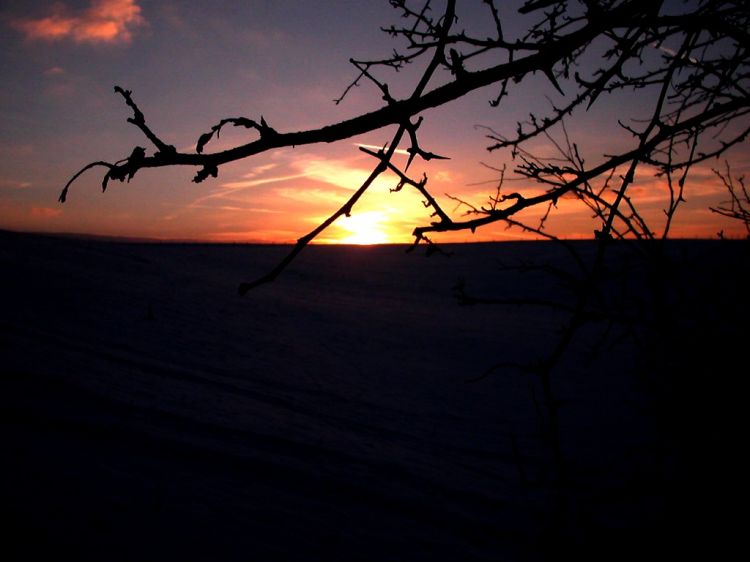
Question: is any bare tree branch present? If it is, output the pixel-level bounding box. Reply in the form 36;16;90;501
61;0;749;292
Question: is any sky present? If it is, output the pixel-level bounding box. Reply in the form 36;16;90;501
1;0;748;243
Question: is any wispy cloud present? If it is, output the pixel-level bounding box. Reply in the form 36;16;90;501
13;0;145;45
221;173;307;190
296;158;369;191
0;179;32;189
242;163;278;178
354;143;410;156
30;206;62;218
275;187;348;205
220;154;393;193
168;151;435;242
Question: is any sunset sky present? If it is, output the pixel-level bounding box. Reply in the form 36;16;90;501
1;0;748;243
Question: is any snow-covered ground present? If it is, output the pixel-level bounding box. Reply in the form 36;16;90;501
1;230;745;560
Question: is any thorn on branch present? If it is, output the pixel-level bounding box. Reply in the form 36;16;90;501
403;116;449;170
449;48;466;77
490;78;510;107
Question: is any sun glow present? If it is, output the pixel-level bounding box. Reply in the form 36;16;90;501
336;212;391;245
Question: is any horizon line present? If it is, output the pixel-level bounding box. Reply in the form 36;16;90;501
1;228;740;246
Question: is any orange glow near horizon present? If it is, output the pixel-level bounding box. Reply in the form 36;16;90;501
5;139;739;244
331;212;392;245
3;167;750;243
2;2;749;246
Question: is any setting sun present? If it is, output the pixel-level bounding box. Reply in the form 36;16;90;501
336;212;390;245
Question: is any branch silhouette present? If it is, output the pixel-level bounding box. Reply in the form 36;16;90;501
60;0;749;289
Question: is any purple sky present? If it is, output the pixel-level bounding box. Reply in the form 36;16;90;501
1;0;748;243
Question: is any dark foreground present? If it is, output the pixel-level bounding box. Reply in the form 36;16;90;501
1;230;746;560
